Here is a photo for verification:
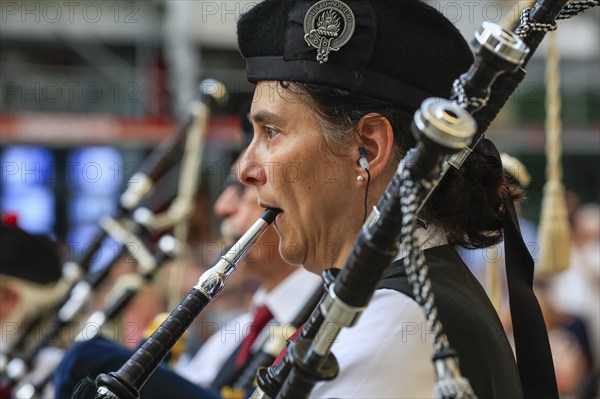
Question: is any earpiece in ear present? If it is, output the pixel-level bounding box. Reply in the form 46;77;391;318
358;147;369;170
357;147;370;224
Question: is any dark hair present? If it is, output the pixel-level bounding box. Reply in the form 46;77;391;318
280;81;412;161
284;81;520;249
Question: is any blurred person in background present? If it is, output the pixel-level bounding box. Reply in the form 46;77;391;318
549;202;600;398
534;278;595;399
0;220;65;399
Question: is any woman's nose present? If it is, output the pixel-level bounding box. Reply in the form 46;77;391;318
238;148;267;187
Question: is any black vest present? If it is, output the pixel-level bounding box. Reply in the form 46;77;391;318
380;244;524;399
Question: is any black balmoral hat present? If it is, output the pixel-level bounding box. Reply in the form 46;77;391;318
1;225;62;285
237;0;473;112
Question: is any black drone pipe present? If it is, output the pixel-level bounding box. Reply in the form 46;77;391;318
468;0;569;137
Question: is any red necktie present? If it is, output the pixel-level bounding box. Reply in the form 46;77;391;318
235;305;273;368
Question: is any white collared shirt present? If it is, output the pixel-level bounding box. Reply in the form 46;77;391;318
174;267;322;387
311;224;447;398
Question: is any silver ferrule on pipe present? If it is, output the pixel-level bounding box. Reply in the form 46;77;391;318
194;210;277;299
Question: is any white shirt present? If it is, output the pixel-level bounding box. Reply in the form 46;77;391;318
311;224;447;399
175;267;322;387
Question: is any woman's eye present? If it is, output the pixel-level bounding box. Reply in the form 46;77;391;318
265;126;279;141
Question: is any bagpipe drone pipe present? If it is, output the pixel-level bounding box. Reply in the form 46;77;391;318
248;1;598;399
0;80;227;399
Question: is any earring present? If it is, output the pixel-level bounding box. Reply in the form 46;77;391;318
357;175;365;182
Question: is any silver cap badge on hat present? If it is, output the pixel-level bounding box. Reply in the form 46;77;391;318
304;0;355;64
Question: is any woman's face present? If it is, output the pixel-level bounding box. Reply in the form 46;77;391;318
239;81;365;273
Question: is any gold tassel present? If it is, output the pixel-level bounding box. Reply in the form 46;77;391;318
537;30;571;274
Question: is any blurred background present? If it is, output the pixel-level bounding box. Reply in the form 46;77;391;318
0;1;598;397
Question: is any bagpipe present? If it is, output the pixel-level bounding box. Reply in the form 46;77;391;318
68;0;598;398
0;80;227;399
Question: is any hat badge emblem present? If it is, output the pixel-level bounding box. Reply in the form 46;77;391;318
304;0;355;64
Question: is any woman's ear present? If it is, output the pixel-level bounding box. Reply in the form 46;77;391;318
355;113;394;179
